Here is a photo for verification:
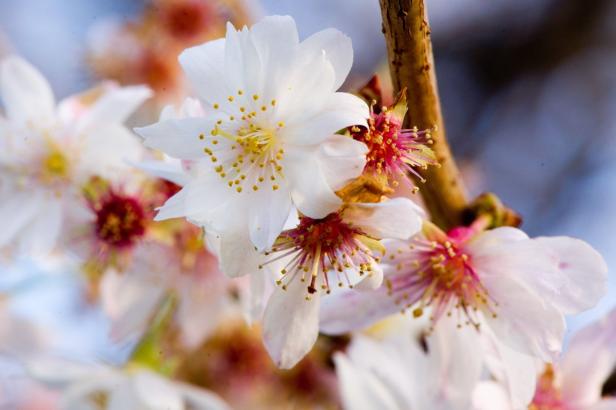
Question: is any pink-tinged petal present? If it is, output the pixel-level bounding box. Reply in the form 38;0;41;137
533;236;608;314
299;28;353;90
176;274;226;349
472;382;513;410
480;268;566;361
282;92;369;146
0;56;55;126
561;308;616;407
178;38;229;109
135;118;217;160
334;353;400;410
262;278;320;369
319;286;397;335
283;147;342;219
481;330;538;409
74;85;151;134
318;134;368;190
588;399;616;410
344;198;425;240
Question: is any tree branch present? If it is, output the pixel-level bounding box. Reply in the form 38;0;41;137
379;0;468;229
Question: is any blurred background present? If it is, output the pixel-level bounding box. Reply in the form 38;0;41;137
0;0;615;407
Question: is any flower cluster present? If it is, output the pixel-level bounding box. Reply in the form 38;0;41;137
0;9;612;410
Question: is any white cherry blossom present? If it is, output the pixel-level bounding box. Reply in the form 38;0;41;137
136;15;369;252
320;223;608;364
260;198;424;369
29;358;229;410
0;56;151;255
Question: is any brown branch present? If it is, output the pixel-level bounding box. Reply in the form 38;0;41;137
379;0;468;229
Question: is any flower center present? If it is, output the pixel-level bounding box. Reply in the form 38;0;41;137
385;226;496;327
94;193;147;248
261;213;382;297
42;149;70;182
198;92;285;194
529;365;566;410
350;110;436;188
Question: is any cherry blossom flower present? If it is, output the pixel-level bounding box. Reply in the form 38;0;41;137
0;56;151;255
260;198;424;369
28;358;229;410
100;225;234;349
474;307;616;410
136;15;370;252
349;92;437;189
320;222;608;365
334;316;484;410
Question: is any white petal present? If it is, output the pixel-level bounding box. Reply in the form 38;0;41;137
79;124;143;179
136;159;189;186
179;39;229;109
250;15;299;103
135;118;217;160
0;189;44;248
426;319;484;410
319;286;396;335
561;307;616;407
27;357;99;387
299;28;353;90
61;372;122;410
533;236;608;314
176;383;231;410
344;198;425;240
18;196;63;254
213;228;260;277
75;85;151;134
472;382;513;410
283;147;341;219
334;353;400;410
127;371;184;410
0;56;55;126
354;265;384;290
318;133;368;190
282;93;368;146
276;51;336;130
262;278;320;369
248;185;293;251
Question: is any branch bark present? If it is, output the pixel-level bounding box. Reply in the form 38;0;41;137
379;0;468;229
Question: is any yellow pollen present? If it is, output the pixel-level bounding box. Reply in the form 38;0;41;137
213;103;219;109
43;150;69;179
